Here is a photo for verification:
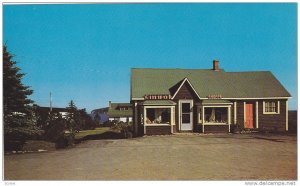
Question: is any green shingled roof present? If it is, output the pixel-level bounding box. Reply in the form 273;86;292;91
131;68;291;99
106;103;133;118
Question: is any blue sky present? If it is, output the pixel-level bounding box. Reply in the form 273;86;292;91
3;3;297;112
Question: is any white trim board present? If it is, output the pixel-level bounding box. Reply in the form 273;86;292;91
286;100;288;131
171;78;201;100
203;97;292;100
132;98;145;101
262;100;280;115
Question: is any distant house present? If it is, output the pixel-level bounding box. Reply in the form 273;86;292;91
107;102;133;123
91;107;109;124
91;101;133;124
37;106;69;118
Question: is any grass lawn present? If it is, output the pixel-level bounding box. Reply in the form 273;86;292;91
75;127;111;140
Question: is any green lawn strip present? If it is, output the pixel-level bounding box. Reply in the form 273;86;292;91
75;127;111;140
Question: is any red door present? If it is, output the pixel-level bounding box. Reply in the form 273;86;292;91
245;104;254;128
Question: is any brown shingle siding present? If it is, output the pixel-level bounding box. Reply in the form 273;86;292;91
146;126;171;135
236;101;245;126
258;100;287;132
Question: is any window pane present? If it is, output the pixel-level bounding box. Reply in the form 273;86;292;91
182;113;190;123
204;107;228;123
182;103;190;113
265;101;277;113
145;108;171;124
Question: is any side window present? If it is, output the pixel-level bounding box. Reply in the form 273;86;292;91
263;101;280;114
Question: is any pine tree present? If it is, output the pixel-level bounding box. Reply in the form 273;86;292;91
65;100;80;145
3;46;42;151
3;46;33;115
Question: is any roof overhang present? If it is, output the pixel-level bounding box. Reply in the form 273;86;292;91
131;98;145;101
140;100;177;106
201;97;292;100
196;99;233;106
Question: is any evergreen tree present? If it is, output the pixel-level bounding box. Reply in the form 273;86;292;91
3;46;33;115
3;46;42;150
65;100;80;145
78;109;96;130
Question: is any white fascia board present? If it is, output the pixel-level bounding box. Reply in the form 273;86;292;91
202;103;233;105
200;97;292;100
171;77;201;100
131;98;145;101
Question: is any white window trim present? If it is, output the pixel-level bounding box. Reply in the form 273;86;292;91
263;101;280;114
234;101;237;125
256;101;259;128
203;123;228;125
143;105;175;126
144;124;170;126
197;106;202;124
202;105;231;125
133;101;138;136
286;100;288;131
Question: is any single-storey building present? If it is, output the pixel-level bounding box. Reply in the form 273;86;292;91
130;60;291;135
37;106;69;118
91;101;133;123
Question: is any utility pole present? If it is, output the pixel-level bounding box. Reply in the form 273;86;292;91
50;92;52;112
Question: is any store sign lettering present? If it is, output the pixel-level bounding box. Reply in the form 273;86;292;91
144;94;171;100
207;94;222;99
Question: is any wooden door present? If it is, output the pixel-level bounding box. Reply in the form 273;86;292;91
245;104;254;128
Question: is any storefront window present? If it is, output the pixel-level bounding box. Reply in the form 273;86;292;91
145;108;171;124
204;107;228;123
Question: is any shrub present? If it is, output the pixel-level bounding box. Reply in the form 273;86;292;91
103;120;116;127
110;121;133;139
44;117;67;142
4;113;43;151
231;122;246;133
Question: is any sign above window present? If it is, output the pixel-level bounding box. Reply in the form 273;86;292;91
207;94;222;99
144;94;171;100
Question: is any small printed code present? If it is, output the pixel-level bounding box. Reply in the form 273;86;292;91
245;181;296;186
5;182;15;186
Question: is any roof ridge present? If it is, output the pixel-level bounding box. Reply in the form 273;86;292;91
227;71;271;73
131;68;225;71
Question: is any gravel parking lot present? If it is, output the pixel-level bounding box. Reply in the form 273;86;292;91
4;133;297;180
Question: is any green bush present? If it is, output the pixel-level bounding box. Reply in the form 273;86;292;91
103;120;116;127
4;113;43;151
44;117;67;142
110;121;133;138
232;122;245;133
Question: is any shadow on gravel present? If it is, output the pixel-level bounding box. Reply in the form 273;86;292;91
202;132;296;143
75;131;123;144
251;136;284;143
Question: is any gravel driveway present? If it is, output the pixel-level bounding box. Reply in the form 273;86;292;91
4;133;297;180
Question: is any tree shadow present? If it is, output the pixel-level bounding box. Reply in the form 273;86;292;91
75;131;124;144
